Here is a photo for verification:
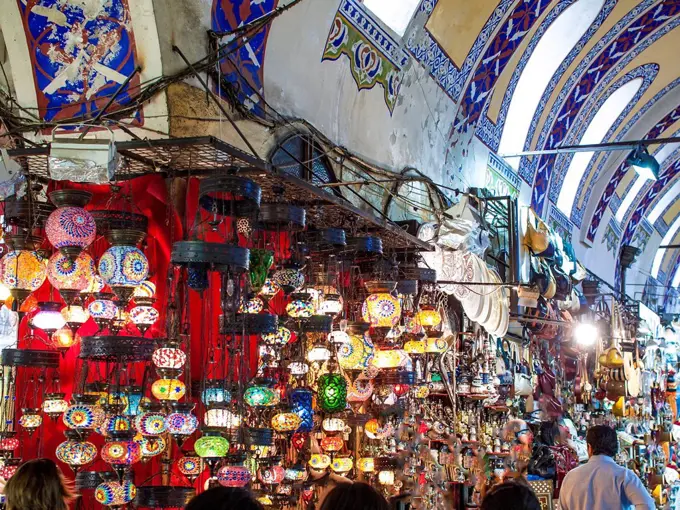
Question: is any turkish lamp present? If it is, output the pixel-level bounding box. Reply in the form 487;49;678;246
43;392;69;420
308;454;331;471
378;470;395;485
195;429;230;474
98;230;149;303
204;404;241;430
307;342;331;363
218;465;252;488
130;297;158;335
178;453;202;482
201;384;232;406
45;190;96;260
331;457;353;474
238;296;264;315
0;459;20;480
259;279;281;298
271;265;305;295
151;378;186;401
362;281;402;330
319;293;343;317
357;457;375;473
47;251;95;305
101;431;143;477
88;293;118;330
152;342;187;377
50;327;78;353
137;435;167;459
286;293;314;318
322;418;346;433
330;330;350;344
133;280;156;299
82;274;105;295
287;361;309;377
0;239;48;306
0;284;10;301
95;479;137;507
18;408;42;434
134;404;167;436
416;306;442;330
575;322;599;346
244;384;280;407
271;412;303;433
56;430;98;472
262;326;292;345
61;304;90;333
0;434;20;455
31;301;66;336
165;403;198;447
317;365;347;413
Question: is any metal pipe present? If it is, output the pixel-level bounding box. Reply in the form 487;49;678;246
500;135;680;159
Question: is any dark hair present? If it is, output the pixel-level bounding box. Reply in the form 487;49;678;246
4;458;75;510
538;421;560;446
320;483;389;510
586;425;618;457
185;487;263;510
481;480;541;510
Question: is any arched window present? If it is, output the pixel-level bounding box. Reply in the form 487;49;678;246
270;133;339;195
556;78;643;215
499;0;605;169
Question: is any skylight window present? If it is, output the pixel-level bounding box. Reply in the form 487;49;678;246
363;0;420;36
556;78;643;215
615;176;646;223
499;0;605;170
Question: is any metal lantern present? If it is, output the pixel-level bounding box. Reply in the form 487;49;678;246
43;392;69;420
362;282;401;329
0;249;47;303
317;373;347;413
217;465;251;488
290;388;314;433
47;251;95;303
271;413;302;433
262;326;292;346
98;245;149;302
151;379;186;401
166;403;198;445
56;431;97;469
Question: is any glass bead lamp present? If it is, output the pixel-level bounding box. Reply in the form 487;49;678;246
201;385;232;406
244;385;279;407
166;403;198;445
218;465;251;488
47;252;95;304
152;343;187;373
290;388;314;433
262;326;292;346
179;453;202;482
271;412;302;433
133;280;156;299
134;408;167;436
56;430;97;470
416;307;442;329
31;301;66;335
98;245;149;303
285;293;314;318
271;266;305;294
362;281;401;329
151;378;186;401
0;249;47;304
18;408;42;434
101;432;143;467
43;392;69;420
45;192;96;259
95;480;137;507
130;298;159;335
317;372;347;413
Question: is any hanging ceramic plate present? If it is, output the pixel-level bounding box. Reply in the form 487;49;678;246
485;270;503;335
462;255;484;323
476;260;495;328
438;249;460;296
453;252;475;303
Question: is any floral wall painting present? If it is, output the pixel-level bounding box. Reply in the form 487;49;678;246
16;0;143;125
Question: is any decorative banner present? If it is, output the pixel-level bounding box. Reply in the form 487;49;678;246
322;0;409;115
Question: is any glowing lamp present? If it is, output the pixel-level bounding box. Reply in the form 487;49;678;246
308;454;331;470
130;301;159;334
179;454;202;480
362;282;401;328
426;337;448;353
416;308;442;328
249;249;274;294
271;267;305;294
238;297;264;314
0;461;19;480
285;464;308;482
18;408;42;433
151;379;186;401
259;279;281;298
134;410;167;436
95;480;137;507
63;401;104;430
204;406;241;429
61;305;90;331
319;294;343;316
258;465;285;485
56;433;97;468
357;457;375;473
372;349;410;369
291;388;314;433
307;344;331;363
0;249;47;302
50;327;77;351
47;252;94;301
322;418;346;433
218;465;251;488
152;346;187;371
82;274;105;295
101;435;143;466
288;361;309;376
43;393;69;419
166;403;198;443
286;295;314;318
0;436;20;452
88;296;118;325
134;281;156;298
0;284;10;301
262;326;292;345
195;433;229;458
244;385;279;407
404;339;426;354
317;373;347;413
257;495;273;506
331;457;353;474
320;436;344;452
378;470;395;485
338;331;374;370
330;331;350;344
45;204;96;255
31;301;66;333
137;435;167;458
271;412;302;433
99;414;132;437
98;245;149;301
201;386;232;405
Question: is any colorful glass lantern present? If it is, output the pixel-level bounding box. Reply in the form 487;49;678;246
204;406;241;429
331;457;353;474
357;457;375;473
43;393;68;420
101;435;143;466
362;282;401;328
46;205;96;254
56;434;97;468
244;386;279;407
372;349;410;369
47;252;94;299
258;465;285;485
338;332;374;370
307;344;331;363
218;466;251;488
179;454;202;480
288;362;309;376
284;464;308;482
49;327;78;351
31;301;67;334
98;245;149;300
322;418;346;433
61;305;90;331
130;302;159;334
290;388;314;433
0;460;20;480
271;267;305;294
426;337;449;353
259;279;281;298
151;379;186;401
166;403;198;443
63;401;104;430
99;414;132;437
134;410;167;436
201;386;232;405
308;454;331;470
195;433;229;458
238;297;264;314
320;436;344;452
317;373;347;413
88;296;118;325
347;376;374;403
319;294;344;316
152;346;187;371
18;408;42;433
82;274;105;295
378;470;395;485
137;435;167;458
134;280;156;298
249;249;274;294
0;436;20;452
0;250;47;301
95;480;137;507
416;308;442;328
404;339;426;354
285;294;314;318
330;331;350;344
262;326;292;345
271;413;302;433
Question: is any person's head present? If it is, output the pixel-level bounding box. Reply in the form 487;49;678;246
4;458;75;510
481;480;541;510
319;482;389;510
586;425;618;457
185;487;263;510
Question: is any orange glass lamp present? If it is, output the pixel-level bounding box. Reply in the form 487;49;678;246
416;307;442;329
362;282;401;329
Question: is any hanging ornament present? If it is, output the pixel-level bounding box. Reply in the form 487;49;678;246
151;379;186;401
317;372;347;413
178;453;202;482
271;266;305;295
130;297;159;335
31;301;66;336
18;408;42;434
249;249;274;294
98;232;149;303
362;281;401;329
165;403;198;446
0;243;47;305
47;251;95;304
56;431;97;471
95;479;137;507
218;465;251;488
61;305;90;333
42;392;69;420
45;190;96;260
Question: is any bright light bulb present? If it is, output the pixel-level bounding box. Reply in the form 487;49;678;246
0;284;10;301
574;322;598;346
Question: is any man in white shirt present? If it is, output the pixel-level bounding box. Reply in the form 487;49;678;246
559;425;655;510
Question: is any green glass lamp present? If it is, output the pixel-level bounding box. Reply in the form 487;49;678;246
317;370;347;413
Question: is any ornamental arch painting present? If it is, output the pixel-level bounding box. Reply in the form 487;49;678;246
16;0;142;124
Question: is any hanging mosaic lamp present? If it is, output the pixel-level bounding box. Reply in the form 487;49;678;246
151;378;186;401
322;418;346;433
238;297;264;315
204;405;241;430
130;297;159;335
331;457;354;474
271;412;303;433
0;459;21;480
249;249;274;294
45;190;96;260
47;251;95;304
378;470;395;485
98;229;149;303
244;384;280;407
0;434;20;454
262;326;292;346
30;301;66;336
18;408;42;434
42;392;69;420
61;304;90;333
416;306;442;329
330;330;350;344
357;457;375;473
63;395;105;430
320;436;344;453
372;348;410;369
137;435;167;459
307;342;331;363
195;431;230;462
99;411;133;437
319;293;344;317
258;465;285;485
290;388;314;433
81;273;105;296
166;403;198;446
152;343;187;374
271;265;305;295
133;280;156;299
259;278;281;298
362;281;401;329
178;453;202;482
0;245;47;305
95;480;137;507
218;465;251;488
317;372;347;413
284;463;308;482
101;431;143;467
338;324;375;371
49;327;78;352
288;361;309;377
308;454;331;470
134;406;167;436
88;294;118;330
201;385;232;406
55;430;97;470
286;293;314;318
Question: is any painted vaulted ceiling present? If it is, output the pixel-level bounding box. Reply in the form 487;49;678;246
1;0;680;309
